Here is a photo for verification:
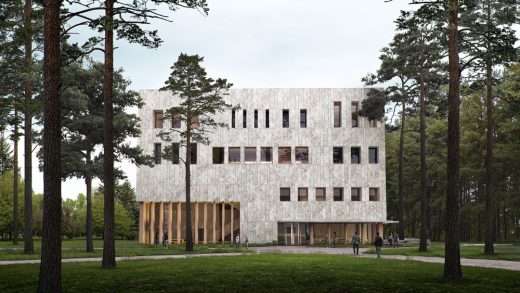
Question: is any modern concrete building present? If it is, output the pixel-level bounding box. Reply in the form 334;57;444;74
137;88;387;245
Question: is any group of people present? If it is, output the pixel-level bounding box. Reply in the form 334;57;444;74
388;232;399;248
235;234;248;249
351;231;398;258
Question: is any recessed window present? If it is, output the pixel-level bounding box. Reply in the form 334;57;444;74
351;188;361;201
298;188;308;201
171;143;179;164
191;116;199;129
333;147;343;164
245;147;256;163
229;147;241;163
154;143;162;164
265;109;270;128
190;143;197;164
282;109;289;128
300;109;307;128
213;147;224;164
351;147;361;164
351;102;359;127
254;109;258;128
243;110;247;128
295;147;309;164
278;147;291;164
333;187;343;201
316;188;326;201
369;147;378;164
172;112;181;129
154;110;163;128
334;102;341;127
280;188;290;201
369;188;379;201
260;147;273;163
231;110;236;128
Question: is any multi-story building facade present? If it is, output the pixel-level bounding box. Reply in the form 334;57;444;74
137;88;387;245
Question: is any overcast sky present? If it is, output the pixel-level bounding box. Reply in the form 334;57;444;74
19;0;414;199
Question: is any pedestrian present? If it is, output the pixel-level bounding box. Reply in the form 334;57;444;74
374;232;383;258
163;232;169;248
388;233;393;247
245;237;249;249
235;234;240;249
332;232;337;248
394;232;399;247
305;231;310;247
155;232;159;247
351;231;360;255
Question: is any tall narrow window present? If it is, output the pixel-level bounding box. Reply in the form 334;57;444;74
280;188;290;201
333;187;343;201
265;109;270;128
369;147;378;164
154;143;161;164
231;110;236;128
243;109;247;128
298;188;308;201
172;113;181;129
369;188;379;201
295;147;309;164
260;147;273;163
351;102;359;127
213;147;224;164
278;147;291;164
351;147;361;164
282;109;289;128
190;143;197;164
254;109;258;128
171;143;179;164
153;110;163;128
333;147;343;164
316;188;326;201
334;102;341;127
351;188;361;201
191;116;199;129
245;147;256;163
300;109;307;128
228;147;240;163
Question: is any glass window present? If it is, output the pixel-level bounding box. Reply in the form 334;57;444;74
213;147;224;164
333;147;343;164
282;109;289;128
298;188;308;201
280;188;290;201
369;147;378;164
295;147;308;164
191;116;199;129
351;188;361;201
172;113;181;129
190;143;197;164
369;188;379;201
334;102;341;127
265;109;270;128
231;110;236;128
243;109;247;128
254;109;258;128
154;143;161;164
351;102;359;127
228;147;241;163
278;147;291;164
300;109;307;128
316;188;326;201
333;187;343;201
260;147;272;162
245;147;256;163
351;147;361;164
154;110;163;128
171;143;179;164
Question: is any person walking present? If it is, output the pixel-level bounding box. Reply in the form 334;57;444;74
388;233;393;248
374;232;383;258
235;234;240;249
245;237;249;249
351;231;360;255
394;232;399;247
332;232;337;248
163;232;169;248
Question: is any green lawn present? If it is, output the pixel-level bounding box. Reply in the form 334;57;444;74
1;254;519;292
365;242;520;261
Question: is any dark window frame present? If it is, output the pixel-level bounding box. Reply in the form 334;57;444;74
298;187;308;201
228;147;241;163
300;109;307;128
369;187;379;201
278;147;292;164
333;147;343;164
260;147;273;163
282;109;289;128
280;188;290;201
334;102;341;128
351;101;359;128
212;147;224;164
231;110;236;128
190;143;197;164
369;147;379;164
153;110;164;129
351;147;361;164
316;188;326;201
265;109;270;128
254;109;258;128
243;109;247;128
333;187;343;201
244;147;257;163
154;143;162;164
295;147;309;164
351;187;361;201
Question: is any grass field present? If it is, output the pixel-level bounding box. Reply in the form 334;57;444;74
1;254;519;292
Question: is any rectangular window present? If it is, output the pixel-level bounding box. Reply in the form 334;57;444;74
351;102;359;127
369;147;378;164
243;110;247;128
351;147;361;164
245;147;256;163
213;147;224;164
278;147;291;164
295;147;309;164
254;109;258;128
280;188;290;201
228;147;241;163
171;143;179;164
153;110;163;128
190;143;197;164
282;109;289;128
298;188;308;201
260;147;273;163
333;147;343;164
316;188;326;201
334;102;341;127
265;109;270;128
300;109;307;128
231;110;236;128
191;116;199;129
333;187;343;201
172;113;181;129
351;187;361;201
154;143;161;164
369;188;379;201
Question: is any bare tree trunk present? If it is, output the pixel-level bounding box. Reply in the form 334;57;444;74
443;0;462;282
23;0;34;254
13;109;19;245
419;68;428;252
185;111;193;251
38;0;62;291
398;98;406;240
102;0;116;269
85;173;93;253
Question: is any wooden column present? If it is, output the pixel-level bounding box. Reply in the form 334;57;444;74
230;203;234;242
310;223;314;245
177;202;181;244
150;202;155;245
139;202;144;244
204;202;208;244
212;202;217;243
168;202;173;245
221;203;225;243
159;202;164;245
195;202;199;244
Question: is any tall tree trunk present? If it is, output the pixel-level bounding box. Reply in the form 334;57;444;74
85;172;93;252
38;0;62;291
483;49;495;254
419;68;428;252
13;109;19;245
102;0;116;269
443;0;462;282
398;97;406;240
23;0;34;254
185;111;193;251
